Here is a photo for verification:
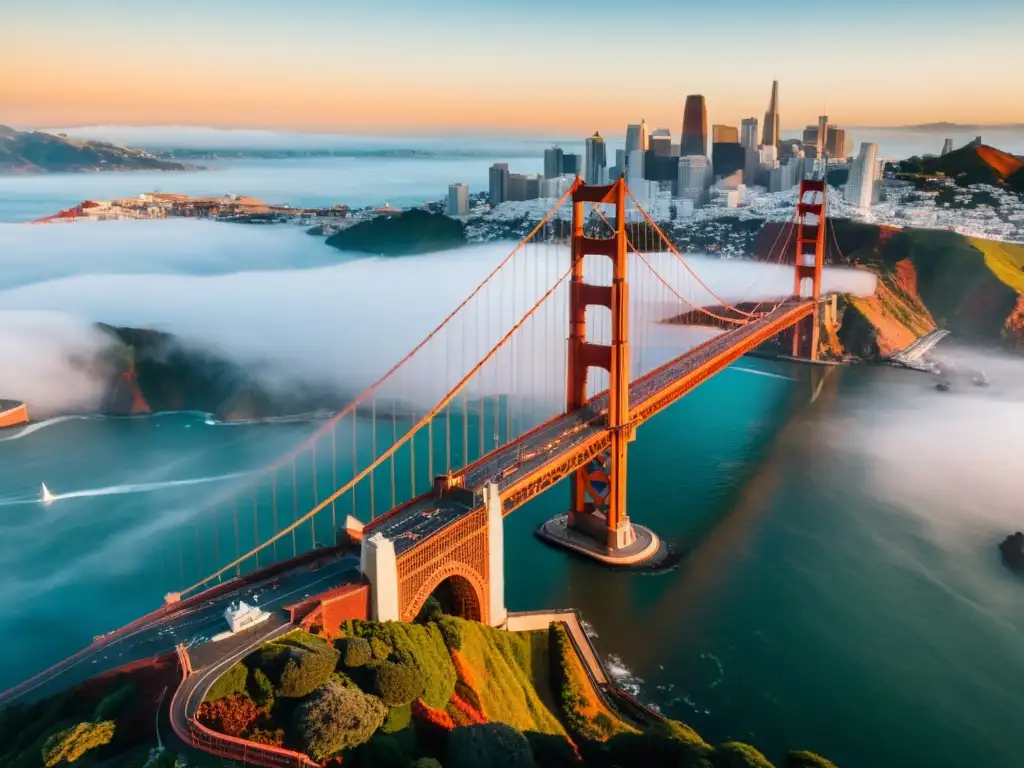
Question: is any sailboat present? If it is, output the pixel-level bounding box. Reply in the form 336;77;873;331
40;483;56;505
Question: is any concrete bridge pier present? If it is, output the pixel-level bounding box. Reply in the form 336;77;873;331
360;481;506;627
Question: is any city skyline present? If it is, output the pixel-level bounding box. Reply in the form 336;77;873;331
3;0;1023;133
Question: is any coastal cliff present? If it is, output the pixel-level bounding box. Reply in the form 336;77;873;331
754;219;1024;360
92;324;349;422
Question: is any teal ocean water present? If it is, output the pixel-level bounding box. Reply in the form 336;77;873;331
1;354;1022;767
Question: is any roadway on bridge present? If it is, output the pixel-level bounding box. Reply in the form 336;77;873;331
372;300;812;553
1;555;360;706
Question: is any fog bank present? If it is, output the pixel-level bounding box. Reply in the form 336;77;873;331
0;227;876;412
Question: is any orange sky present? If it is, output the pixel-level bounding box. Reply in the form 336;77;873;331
3;2;1022;134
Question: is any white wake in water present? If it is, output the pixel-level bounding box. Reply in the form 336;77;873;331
0;472;248;508
0;414;97;442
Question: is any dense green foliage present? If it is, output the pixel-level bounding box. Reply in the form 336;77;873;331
351;620;457;709
290;680;387;760
410;758;443;768
712;741;775;768
92;684;136;722
787;750;838;768
204;661;248;702
446;723;535;768
373;662;427;706
381;703;412;734
339;636;373;668
325;208;467;256
436;615;464;651
250;668;275;709
277;646;341;698
41;721;115;767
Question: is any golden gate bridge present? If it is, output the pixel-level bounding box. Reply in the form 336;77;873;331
1;177;836;729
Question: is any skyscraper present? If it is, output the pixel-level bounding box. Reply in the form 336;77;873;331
488;163;509;206
712;125;739;144
817;115;829;157
625;120;650;154
844;142;880;209
826;128;848;160
761;80;780;150
681;95;708;157
584;131;607;185
941;138;954;155
740;118;759;149
447;183;468;215
649;135;672;157
677;155;711;204
544;147;564;179
561;153;582;176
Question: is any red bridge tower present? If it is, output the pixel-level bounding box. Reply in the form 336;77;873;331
791;178;827;360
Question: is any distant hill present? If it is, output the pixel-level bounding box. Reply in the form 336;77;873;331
902;143;1023;188
0;125;195;174
325;208;466;256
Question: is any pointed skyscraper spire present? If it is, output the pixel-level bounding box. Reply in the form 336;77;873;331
761;80;780;150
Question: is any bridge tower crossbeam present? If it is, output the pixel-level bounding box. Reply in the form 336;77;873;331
791;178;827;360
566;178;637;551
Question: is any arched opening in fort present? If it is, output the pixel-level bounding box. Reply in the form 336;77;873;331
425;574;483;622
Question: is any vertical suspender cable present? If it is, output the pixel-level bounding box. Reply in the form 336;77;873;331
390;398;397;510
370;396;377;518
291;459;298;557
271;473;279;561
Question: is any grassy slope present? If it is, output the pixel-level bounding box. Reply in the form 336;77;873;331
454;619;566;736
973;236;1024;294
828;220;1024;355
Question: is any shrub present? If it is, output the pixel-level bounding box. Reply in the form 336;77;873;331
42;721;115;767
278;647;341;698
338;637;373;668
204;662;248;702
352;733;415;768
525;732;580;768
196;695;261;737
446;723;535;768
373;662;426;707
291;680;387;761
369;637;392;662
381;704;412;734
417;596;443;624
353;621;456;709
93;684;137;722
246;727;285;747
437;615;463;651
411;759;443;768
787;751;837;768
713;741;775;768
250;669;275;710
607;732;713;768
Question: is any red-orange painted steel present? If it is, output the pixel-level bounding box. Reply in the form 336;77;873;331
791;179;826;359
566;178;632;548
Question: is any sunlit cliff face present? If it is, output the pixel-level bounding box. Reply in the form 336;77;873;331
0;221;876;413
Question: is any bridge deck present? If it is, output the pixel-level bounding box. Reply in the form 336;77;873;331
370;300;813;554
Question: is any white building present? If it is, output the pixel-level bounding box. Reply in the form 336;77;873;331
677;155;711;205
844;142;880;209
223;601;268;633
540;175;574;199
447;183;469;216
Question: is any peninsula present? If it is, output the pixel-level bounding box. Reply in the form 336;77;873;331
0;125;195;174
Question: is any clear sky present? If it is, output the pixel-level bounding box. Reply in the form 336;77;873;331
3;0;1022;136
